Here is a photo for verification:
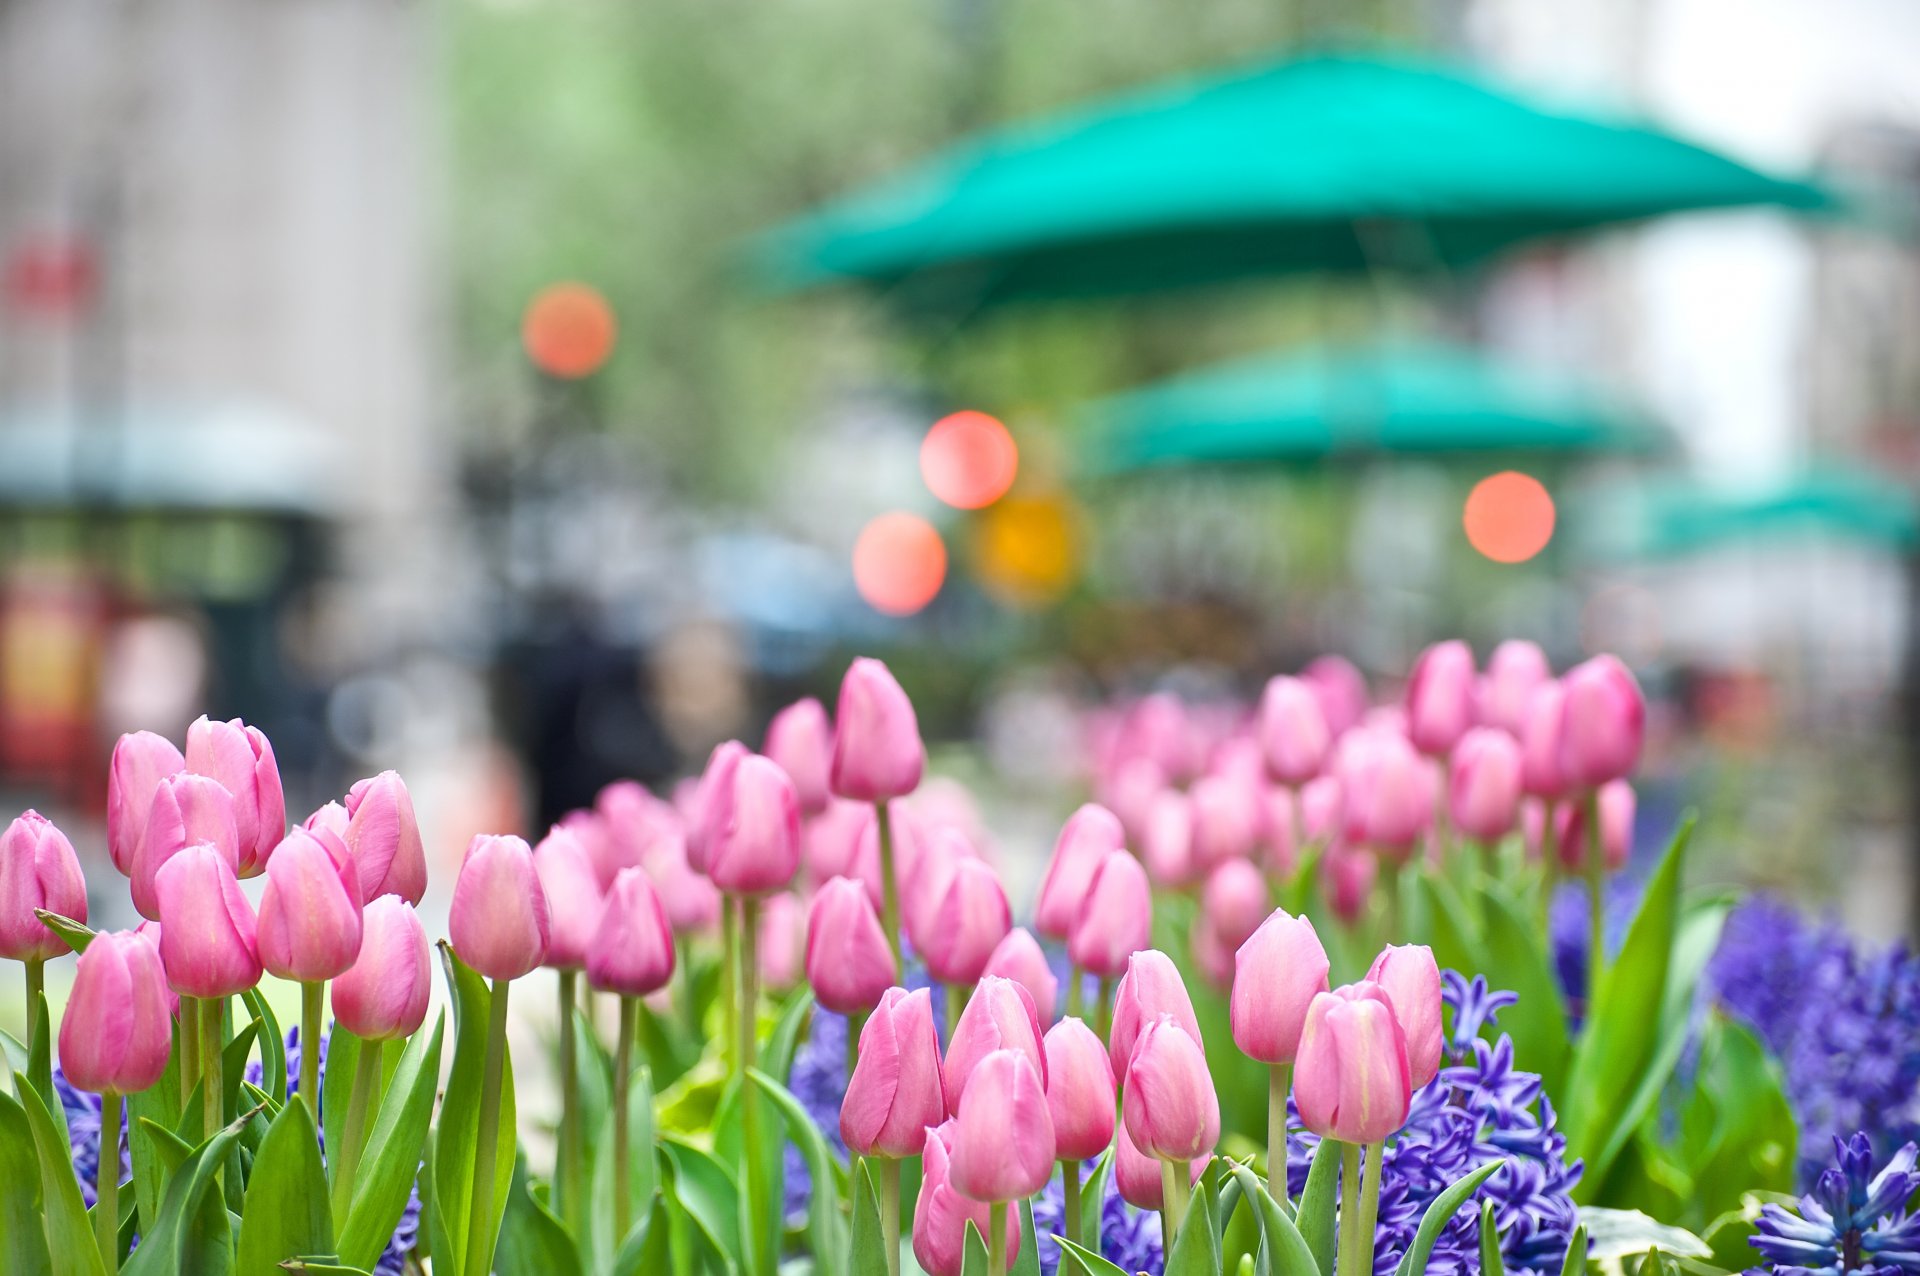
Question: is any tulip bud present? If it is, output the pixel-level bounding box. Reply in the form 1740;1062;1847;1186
757;891;805;991
257;827;364;983
687;741;750;874
1067;850;1152;980
155;844;262;998
1230;909;1330;1065
1108;949;1203;1080
1337;729;1435;860
908;846;1011;986
332;895;432;1040
58;931;171;1094
533;825;606;969
982;928;1058;1024
842;986;946;1158
1559;655;1645;788
1321;847;1377;925
107;731;185;876
1200;859;1267;957
132;773;239;920
942;975;1045;1114
948;1049;1056;1202
1141;789;1196;887
1406;640;1477;756
184;715;285;876
1190;917;1237;989
1122;1014;1220;1161
1448;727;1524;842
596;783;679;887
1293;983;1412;1144
1033;804;1124;940
766;698;833;816
1044;1017;1116;1161
913;1121;1022;1276
1520;681;1569;799
584;866;676;996
1114;1116;1204;1210
1188;774;1260;872
830;658;925;803
645;832;722;935
1101;757;1165;846
705;752;803;896
0;811;87;962
134;921;179;1017
1300;775;1344;844
1261;786;1299;876
1259;676;1331;786
343;771;428;905
564;806;621;891
805;877;896;1014
450;834;550;981
1303;655;1369;737
1365;944;1443;1088
804;799;881;902
1478;640;1550;736
1554;779;1635;873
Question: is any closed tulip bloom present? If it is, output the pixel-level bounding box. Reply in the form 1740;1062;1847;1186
332;895;432;1040
765;697;833;816
1554;779;1636;873
1188;774;1261;871
1122;1014;1221;1161
1108;949;1203;1080
565;805;622;889
1478;640;1551;736
1321;848;1377;925
914;1120;1022;1276
687;741;750;874
1230;909;1330;1065
949;1049;1056;1202
107;731;185;876
1067;850;1153;979
1293;983;1412;1144
533;825;606;969
842;986;946;1158
450;834;550;981
982;928;1058;1024
1141;789;1196;887
1259;676;1332;786
1365;944;1443;1088
305;801;348;840
132;773;239;920
646;832;723;935
58;931;171;1094
1303;654;1369;737
1123;692;1198;783
584;866;675;996
1406;640;1478;756
1044;1017;1116;1161
1101;757;1165;846
705;753;803;896
596;783;680;886
1340;730;1435;859
257;827;364;982
0;811;87;962
830;658;925;802
804;799;880;901
1558;655;1645;788
1033;804;1125;940
806;876;896;1014
1300;775;1344;844
1448;727;1525;842
184;715;285;876
1200;859;1268;957
1114;1117;1205;1211
1262;786;1298;876
757;891;805;991
343;771;428;905
134;921;179;1017
942;975;1045;1113
154;844;262;998
910;848;1011;986
1190;917;1237;989
1520;681;1570;800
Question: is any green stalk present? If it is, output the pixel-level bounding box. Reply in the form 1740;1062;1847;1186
299;981;324;1117
556;969;584;1239
1268;1063;1291;1198
721;900;738;1074
846;1009;867;1085
1160;1158;1190;1247
876;800;901;965
944;982;971;1044
1355;1141;1385;1276
465;977;513;1276
199;995;222;1140
329;1037;381;1228
1539;803;1560;932
1336;1141;1361;1276
23;958;43;1058
1064;963;1083;1019
178;997;199;1110
96;1090;120;1273
1095;977;1114;1040
1061;1160;1082;1250
1584;789;1606;1009
614;994;636;1240
740;895;770;1276
988;1200;1009;1276
879;1156;902;1276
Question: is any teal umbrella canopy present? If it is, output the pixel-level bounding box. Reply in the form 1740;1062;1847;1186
1614;467;1919;559
757;53;1834;307
1085;341;1671;473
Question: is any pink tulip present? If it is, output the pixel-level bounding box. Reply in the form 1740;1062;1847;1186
1230;909;1330;1064
1293;983;1412;1144
1522;798;1551;862
585;866;676;996
805;876;897;1014
256;827;364;983
1559;655;1645;788
1300;775;1344;844
1190;917;1237;989
913;1120;1022;1276
1033;804;1124;940
1123;693;1198;783
597;783;680;888
565;805;622;890
1303;655;1369;737
132;773;238;920
766;697;833;816
304;801;348;840
1114;1117;1204;1210
343;771;428;905
154;844;262;998
1067;850;1153;979
982;928;1058;1024
332;895;432;1040
133;921;179;1017
842;986;945;1158
1338;729;1435;860
1141;789;1196;887
645;832;722;935
1406;640;1477;756
1044;1017;1116;1161
948;1049;1056;1202
1554;779;1635;873
1261;787;1299;876
1259;675;1332;786
58;931;171;1094
704;752;803;896
1478;640;1551;736
1365;944;1443;1088
1108;949;1202;1080
1101;757;1165;845
942;975;1045;1114
1122;1014;1220;1161
1200;859;1268;956
830;658;925;802
450;834;550;981
908;845;1011;986
0;811;86;962
183;715;284;876
756;892;805;991
533;825;607;969
687;741;750;874
1188;774;1260;872
1321;848;1377;925
804;799;880;901
1520;681;1570;800
107;731;184;876
1448;727;1524;842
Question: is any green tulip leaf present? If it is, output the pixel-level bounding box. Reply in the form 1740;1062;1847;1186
748;1066;846;1275
1296;1137;1340;1276
275;1261;374;1274
32;909;95;955
1391;1159;1506;1276
1053;1234;1134;1276
120;1104;258;1276
1225;1162;1320;1276
338;1012;443;1270
26;996;67;1148
219;1020;262;1125
239;989;287;1109
235;1097;333;1275
495;1154;585;1276
962;1218;990;1276
1165;1172;1222;1276
1475;878;1572;1095
590;1055;657;1266
1013;1198;1043;1276
11;1069;106;1276
660;1135;743;1271
1559;1225;1588;1276
0;1089;55;1275
320;1025;363;1172
1481;1200;1506;1276
763;986;816;1085
427;947;516;1276
849;1157;890;1276
610;1194;673;1276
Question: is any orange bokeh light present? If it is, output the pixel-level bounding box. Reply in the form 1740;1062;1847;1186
522;282;617;379
1463;471;1556;563
920;411;1018;510
853;512;948;616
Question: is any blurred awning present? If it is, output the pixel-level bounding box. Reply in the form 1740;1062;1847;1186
1596;467;1920;559
754;52;1835;307
1083;341;1672;472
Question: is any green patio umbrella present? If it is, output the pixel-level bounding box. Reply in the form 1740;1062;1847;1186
1085;341;1671;472
1609;467;1919;559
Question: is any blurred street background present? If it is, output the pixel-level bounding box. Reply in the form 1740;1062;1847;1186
2;0;1918;949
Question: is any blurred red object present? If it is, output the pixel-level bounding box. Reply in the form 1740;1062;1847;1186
921;411;1018;510
522;282;617;378
5;233;98;319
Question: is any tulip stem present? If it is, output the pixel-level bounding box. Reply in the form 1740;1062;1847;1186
1160;1157;1190;1245
739;895;771;1276
1357;1141;1385;1276
1268;1063;1291;1199
988;1201;1010;1276
613;993;636;1241
879;1156;902;1276
876;800;902;966
179;997;199;1110
944;982;970;1045
96;1090;120;1272
299;981;324;1118
465;977;512;1276
557;969;586;1241
846;1009;867;1086
1095;977;1114;1041
1584;789;1605;1010
1061;1159;1082;1250
199;996;223;1140
330;1036;380;1229
23;958;43;1058
1065;963;1083;1019
1336;1141;1361;1276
